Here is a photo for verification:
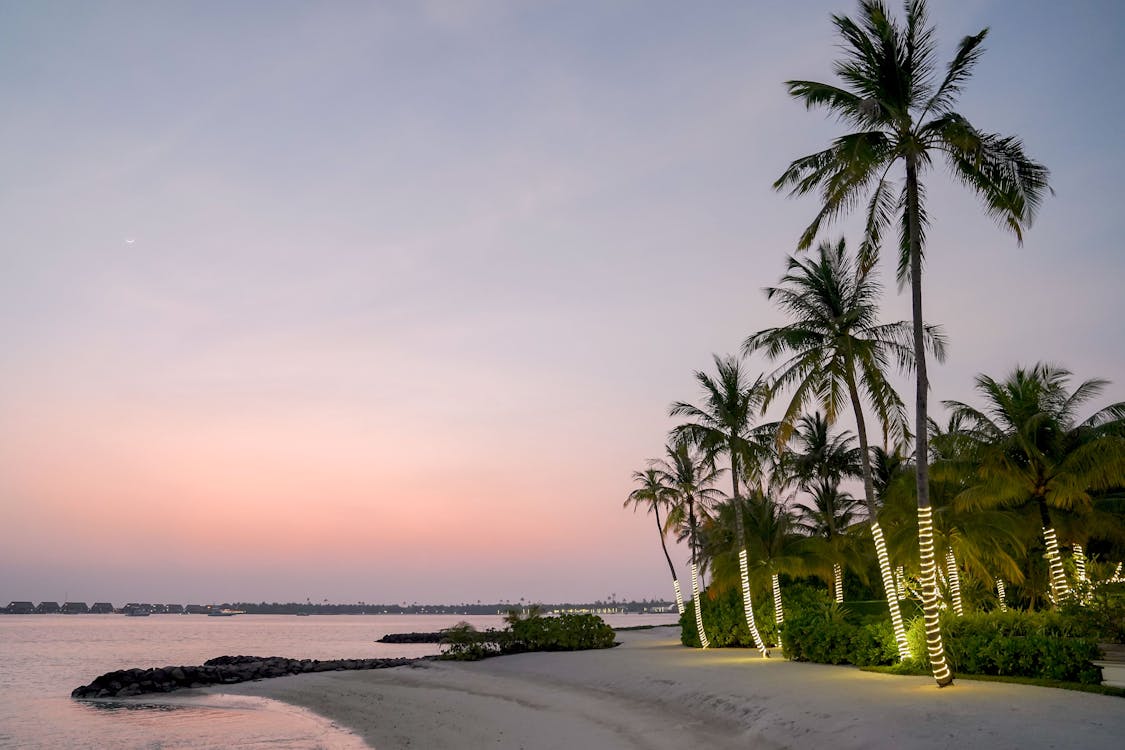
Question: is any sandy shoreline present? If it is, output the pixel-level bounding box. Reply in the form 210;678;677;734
211;626;1124;749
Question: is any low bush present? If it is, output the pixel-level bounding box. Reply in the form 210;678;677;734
679;586;781;649
440;613;616;660
781;602;899;667
906;610;1103;684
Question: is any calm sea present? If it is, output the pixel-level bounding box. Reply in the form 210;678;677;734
0;612;675;749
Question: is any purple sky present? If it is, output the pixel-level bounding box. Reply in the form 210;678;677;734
2;0;1123;605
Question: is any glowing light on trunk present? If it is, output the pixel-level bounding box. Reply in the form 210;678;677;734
872;521;910;659
917;506;952;686
771;572;784;651
896;566;907;600
691;564;709;649
995;578;1008;612
1111;562;1123;583
832;562;843;603
945;549;963;617
1074;544;1087;584
738;549;768;656
1042;526;1070;604
672;579;685;615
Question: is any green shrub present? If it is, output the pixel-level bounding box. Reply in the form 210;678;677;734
781;601;899;667
508;613;617;652
679;587;783;648
906;610;1103;684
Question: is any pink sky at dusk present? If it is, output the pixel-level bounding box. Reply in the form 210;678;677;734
2;1;1124;605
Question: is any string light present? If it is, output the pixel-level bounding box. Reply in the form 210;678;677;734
1042;526;1070;603
896;566;907;600
872;521;911;659
1073;544;1087;584
691;564;709;649
917;506;952;686
672;580;685;615
945;549;963;617
1111;562;1123;583
995;578;1008;612
738;549;769;656
833;562;844;603
771;572;784;652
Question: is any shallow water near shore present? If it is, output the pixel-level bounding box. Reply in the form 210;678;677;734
0;612;674;749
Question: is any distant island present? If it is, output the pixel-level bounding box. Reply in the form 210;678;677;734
2;599;675;616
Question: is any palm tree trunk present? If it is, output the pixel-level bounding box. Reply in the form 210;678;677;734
771;572;784;651
654;507;685;614
995;578;1008;612
832;562;844;603
731;446;768;656
945;549;964;617
845;370;911;659
896;566;907;599
1073;543;1087;584
1037;498;1070;604
907;154;952;687
691;563;709;649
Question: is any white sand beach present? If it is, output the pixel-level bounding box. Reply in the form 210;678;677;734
214;627;1124;749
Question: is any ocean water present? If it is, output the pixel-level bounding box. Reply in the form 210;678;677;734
0;612;675;749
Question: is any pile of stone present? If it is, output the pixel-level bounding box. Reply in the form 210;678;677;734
375;631;445;643
71;654;420;699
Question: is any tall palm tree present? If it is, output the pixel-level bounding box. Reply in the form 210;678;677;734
655;442;724;649
947;364;1125;604
745;240;943;658
670;355;772;655
625;468;685;614
775;0;1051;686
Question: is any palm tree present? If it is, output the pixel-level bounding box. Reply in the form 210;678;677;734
947;364;1125;604
705;489;809;649
656;442;724;649
670;355;772;655
625;468;685;614
775;0;1051;686
745;240;943;658
794;477;866;602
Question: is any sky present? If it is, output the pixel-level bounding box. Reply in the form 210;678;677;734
2;0;1123;606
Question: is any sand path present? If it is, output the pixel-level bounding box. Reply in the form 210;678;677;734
214;626;1124;749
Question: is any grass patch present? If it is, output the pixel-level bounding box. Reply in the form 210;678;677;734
860;665;1125;698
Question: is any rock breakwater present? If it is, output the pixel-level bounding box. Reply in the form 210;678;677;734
71;654;421;699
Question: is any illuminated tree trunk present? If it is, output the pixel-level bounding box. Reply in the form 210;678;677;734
739;549;769;655
771;572;784;651
896;566;907;599
1073;543;1087;584
1112;562;1123;583
672;580;685;615
907;157;952;687
945;549;964;617
847;371;911;658
995;578;1008;612
832;563;844;603
691;563;709;649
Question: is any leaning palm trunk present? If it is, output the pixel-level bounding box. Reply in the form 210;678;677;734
847;375;912;658
771;572;784;651
691;563;710;649
896;566;907;599
908;157;952;687
1073;543;1088;584
832;563;844;603
995;578;1008;612
738;549;769;655
1038;498;1070;604
945;549;964;617
672;580;685;615
731;457;769;656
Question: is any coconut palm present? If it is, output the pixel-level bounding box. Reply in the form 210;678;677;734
655;442;725;649
704;489;810;649
625;468;685;614
745;240;943;658
775;0;1051;685
946;364;1125;604
670;355;772;655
